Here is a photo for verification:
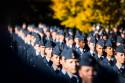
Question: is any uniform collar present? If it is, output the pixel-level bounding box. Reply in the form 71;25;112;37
116;63;122;69
106;56;113;61
46;57;50;62
36;51;40;56
97;54;103;58
40;53;45;58
61;68;67;75
79;48;83;52
52;64;60;71
90;50;95;55
67;44;72;48
67;72;73;78
59;40;63;43
76;44;79;48
27;41;31;45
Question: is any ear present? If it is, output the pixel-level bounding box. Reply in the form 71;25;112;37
51;57;53;61
105;48;107;53
79;68;82;78
114;53;117;59
45;48;47;53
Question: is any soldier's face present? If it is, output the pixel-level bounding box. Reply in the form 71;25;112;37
59;35;64;41
40;33;44;38
34;44;40;52
45;47;52;58
56;34;60;40
68;39;73;45
40;46;45;53
52;54;60;66
116;42;121;46
27;35;31;41
105;47;113;56
89;42;95;51
74;38;79;44
46;31;50;37
102;36;107;40
8;27;12;33
121;33;125;38
65;59;79;74
115;52;125;64
22;23;26;29
96;44;103;55
60;56;66;68
79;41;85;48
52;32;56;38
79;66;94;82
113;28;117;32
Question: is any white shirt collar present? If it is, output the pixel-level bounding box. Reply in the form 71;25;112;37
52;64;59;71
116;63;122;69
67;72;73;78
76;44;79;48
106;56;112;61
90;50;94;54
36;51;40;56
98;54;103;58
40;53;44;58
46;57;50;62
67;45;72;48
79;48;83;52
61;68;66;75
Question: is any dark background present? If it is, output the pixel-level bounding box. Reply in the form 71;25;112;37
0;0;59;82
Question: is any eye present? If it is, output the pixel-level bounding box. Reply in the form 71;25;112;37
109;47;112;50
121;54;124;56
55;56;58;59
70;61;73;63
86;69;90;72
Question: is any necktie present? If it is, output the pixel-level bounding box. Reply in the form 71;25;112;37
92;53;95;57
71;76;78;83
109;60;114;66
100;56;104;61
120;66;125;73
55;69;60;74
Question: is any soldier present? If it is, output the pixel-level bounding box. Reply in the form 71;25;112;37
116;36;124;46
22;22;27;30
29;40;41;67
59;49;80;83
78;53;97;83
64;35;74;50
76;36;88;59
45;29;52;43
44;41;53;68
113;45;125;82
74;34;80;51
26;33;36;65
102;39;115;67
51;28;57;46
94;39;105;63
51;46;61;74
56;30;65;51
86;36;97;57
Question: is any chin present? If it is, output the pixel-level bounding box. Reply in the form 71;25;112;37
56;64;60;66
72;71;77;74
121;61;124;64
87;77;93;81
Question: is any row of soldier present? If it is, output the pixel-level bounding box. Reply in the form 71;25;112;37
8;23;125;83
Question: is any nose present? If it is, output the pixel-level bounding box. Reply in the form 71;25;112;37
123;55;125;60
57;57;60;61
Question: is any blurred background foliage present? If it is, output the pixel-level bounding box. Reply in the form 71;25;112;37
6;0;125;33
50;0;125;33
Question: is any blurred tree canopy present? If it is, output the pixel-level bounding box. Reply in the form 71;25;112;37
50;0;125;33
